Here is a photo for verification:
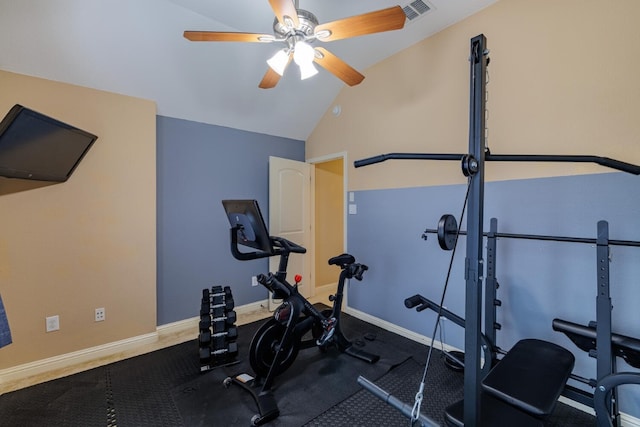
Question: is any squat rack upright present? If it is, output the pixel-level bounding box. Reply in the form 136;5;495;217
354;34;640;425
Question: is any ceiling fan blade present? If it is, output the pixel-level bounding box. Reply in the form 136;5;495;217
313;47;364;86
183;31;274;43
259;67;283;89
268;0;300;28
314;6;406;42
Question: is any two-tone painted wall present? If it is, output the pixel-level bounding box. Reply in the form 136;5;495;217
307;0;640;419
0;71;304;375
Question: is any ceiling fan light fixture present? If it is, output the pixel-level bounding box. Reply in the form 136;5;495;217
293;40;318;80
293;41;315;66
298;61;318;80
267;49;289;76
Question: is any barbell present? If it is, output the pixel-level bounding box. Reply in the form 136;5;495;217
424;214;640;251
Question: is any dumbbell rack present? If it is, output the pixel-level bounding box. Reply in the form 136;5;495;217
198;285;239;372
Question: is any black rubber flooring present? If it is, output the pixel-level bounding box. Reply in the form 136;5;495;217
0;312;595;426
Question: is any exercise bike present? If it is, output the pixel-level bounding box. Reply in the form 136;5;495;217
250;252;379;378
222;199;379;425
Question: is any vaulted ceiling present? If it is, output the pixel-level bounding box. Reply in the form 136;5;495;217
0;0;496;140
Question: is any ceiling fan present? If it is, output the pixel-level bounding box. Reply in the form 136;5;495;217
183;0;406;89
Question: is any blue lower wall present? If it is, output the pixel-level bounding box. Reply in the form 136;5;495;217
347;172;640;417
156;116;304;325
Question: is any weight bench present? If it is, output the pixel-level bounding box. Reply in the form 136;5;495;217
445;338;575;426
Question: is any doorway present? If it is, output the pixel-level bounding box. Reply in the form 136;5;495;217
309;154;345;298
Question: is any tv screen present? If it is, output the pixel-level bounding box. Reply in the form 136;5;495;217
222;199;273;254
0;104;98;182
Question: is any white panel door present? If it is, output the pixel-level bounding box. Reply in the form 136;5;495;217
269;156;313;305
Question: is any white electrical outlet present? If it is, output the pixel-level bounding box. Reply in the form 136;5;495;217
46;315;60;332
95;307;105;322
252;276;258;287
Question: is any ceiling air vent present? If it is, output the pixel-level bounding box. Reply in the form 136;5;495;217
402;0;431;23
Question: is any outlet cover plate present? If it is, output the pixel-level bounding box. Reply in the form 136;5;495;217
46;315;60;332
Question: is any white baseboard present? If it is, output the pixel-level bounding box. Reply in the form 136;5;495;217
343;305;460;355
344;305;640;426
621;412;640;427
0;299;269;395
0;332;158;394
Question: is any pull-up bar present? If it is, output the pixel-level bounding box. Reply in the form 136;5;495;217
354;152;640;175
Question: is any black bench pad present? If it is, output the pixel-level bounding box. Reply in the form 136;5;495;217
482;338;574;417
444;392;544;427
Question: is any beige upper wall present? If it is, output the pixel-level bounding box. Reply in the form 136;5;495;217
0;71;156;370
307;0;640;190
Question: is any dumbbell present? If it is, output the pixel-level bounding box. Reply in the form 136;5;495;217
199;310;237;331
199;346;212;363
200;342;238;362
212;342;238;358
211;285;232;297
199;326;238;346
200;300;234;316
199;329;212;346
200;287;234;312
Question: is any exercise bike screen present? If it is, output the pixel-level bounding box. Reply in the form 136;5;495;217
222;199;273;254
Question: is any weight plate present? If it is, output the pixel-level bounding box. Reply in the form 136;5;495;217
437;214;458;251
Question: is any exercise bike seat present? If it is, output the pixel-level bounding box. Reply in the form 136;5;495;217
328;253;355;267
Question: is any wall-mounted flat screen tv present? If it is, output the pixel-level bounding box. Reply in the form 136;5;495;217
0;104;98;182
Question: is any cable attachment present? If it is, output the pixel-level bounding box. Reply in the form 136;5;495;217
461;154;479;177
411;381;425;422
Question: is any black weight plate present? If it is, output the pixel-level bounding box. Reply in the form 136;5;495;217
437;214;458;251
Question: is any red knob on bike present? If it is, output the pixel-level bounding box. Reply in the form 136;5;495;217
294;274;302;284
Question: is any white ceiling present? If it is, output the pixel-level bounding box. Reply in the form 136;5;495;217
0;0;496;140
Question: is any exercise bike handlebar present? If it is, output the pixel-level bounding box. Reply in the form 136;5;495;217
347;263;368;281
271;236;307;255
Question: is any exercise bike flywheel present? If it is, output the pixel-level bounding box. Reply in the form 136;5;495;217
250;318;300;378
